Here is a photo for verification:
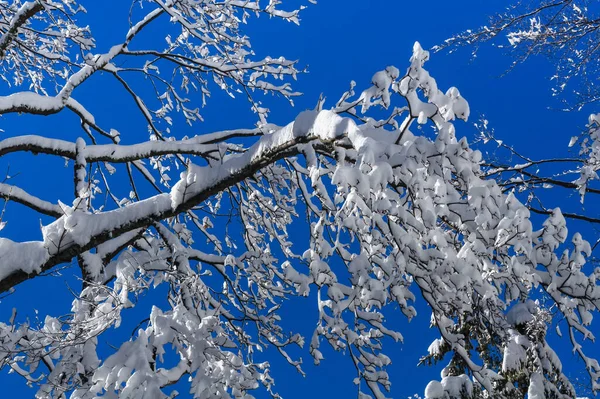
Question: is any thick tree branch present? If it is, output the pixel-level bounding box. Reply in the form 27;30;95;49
0;122;339;293
0;182;62;217
0;1;44;57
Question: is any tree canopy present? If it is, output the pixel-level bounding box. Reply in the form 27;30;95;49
437;0;600;109
0;1;599;399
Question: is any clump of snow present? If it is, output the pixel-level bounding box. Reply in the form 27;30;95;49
427;338;445;357
0;238;48;280
425;380;445;399
171;164;209;210
502;330;529;372
0;91;63;113
441;375;472;398
506;300;537;326
528;372;545;399
293;110;356;140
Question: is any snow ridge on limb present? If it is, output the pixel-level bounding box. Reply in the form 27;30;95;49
0;110;347;293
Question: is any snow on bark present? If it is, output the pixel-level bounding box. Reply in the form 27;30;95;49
0;239;47;281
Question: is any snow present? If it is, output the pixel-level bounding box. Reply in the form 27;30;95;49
506;300;536;326
0;134;75;158
0;91;63;114
427;338;444;357
75;137;87;198
425;380;444;399
0;182;62;216
42;194;172;255
292;110;356;140
502;330;528;372
0;9;598;397
85;140;215;162
0;238;48;281
0;1;43;53
528;373;545;399
441;375;472;398
171;110;357;210
66;98;96;125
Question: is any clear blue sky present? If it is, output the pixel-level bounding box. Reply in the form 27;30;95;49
1;1;598;398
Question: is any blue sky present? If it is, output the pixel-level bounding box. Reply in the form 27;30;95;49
1;0;599;398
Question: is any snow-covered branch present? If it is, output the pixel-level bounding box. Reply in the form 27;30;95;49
437;0;600;108
0;1;43;57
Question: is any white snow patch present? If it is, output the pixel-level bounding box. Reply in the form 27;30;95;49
506;300;536;326
0;238;48;280
425;380;445;399
293;110;355;140
441;375;472;398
